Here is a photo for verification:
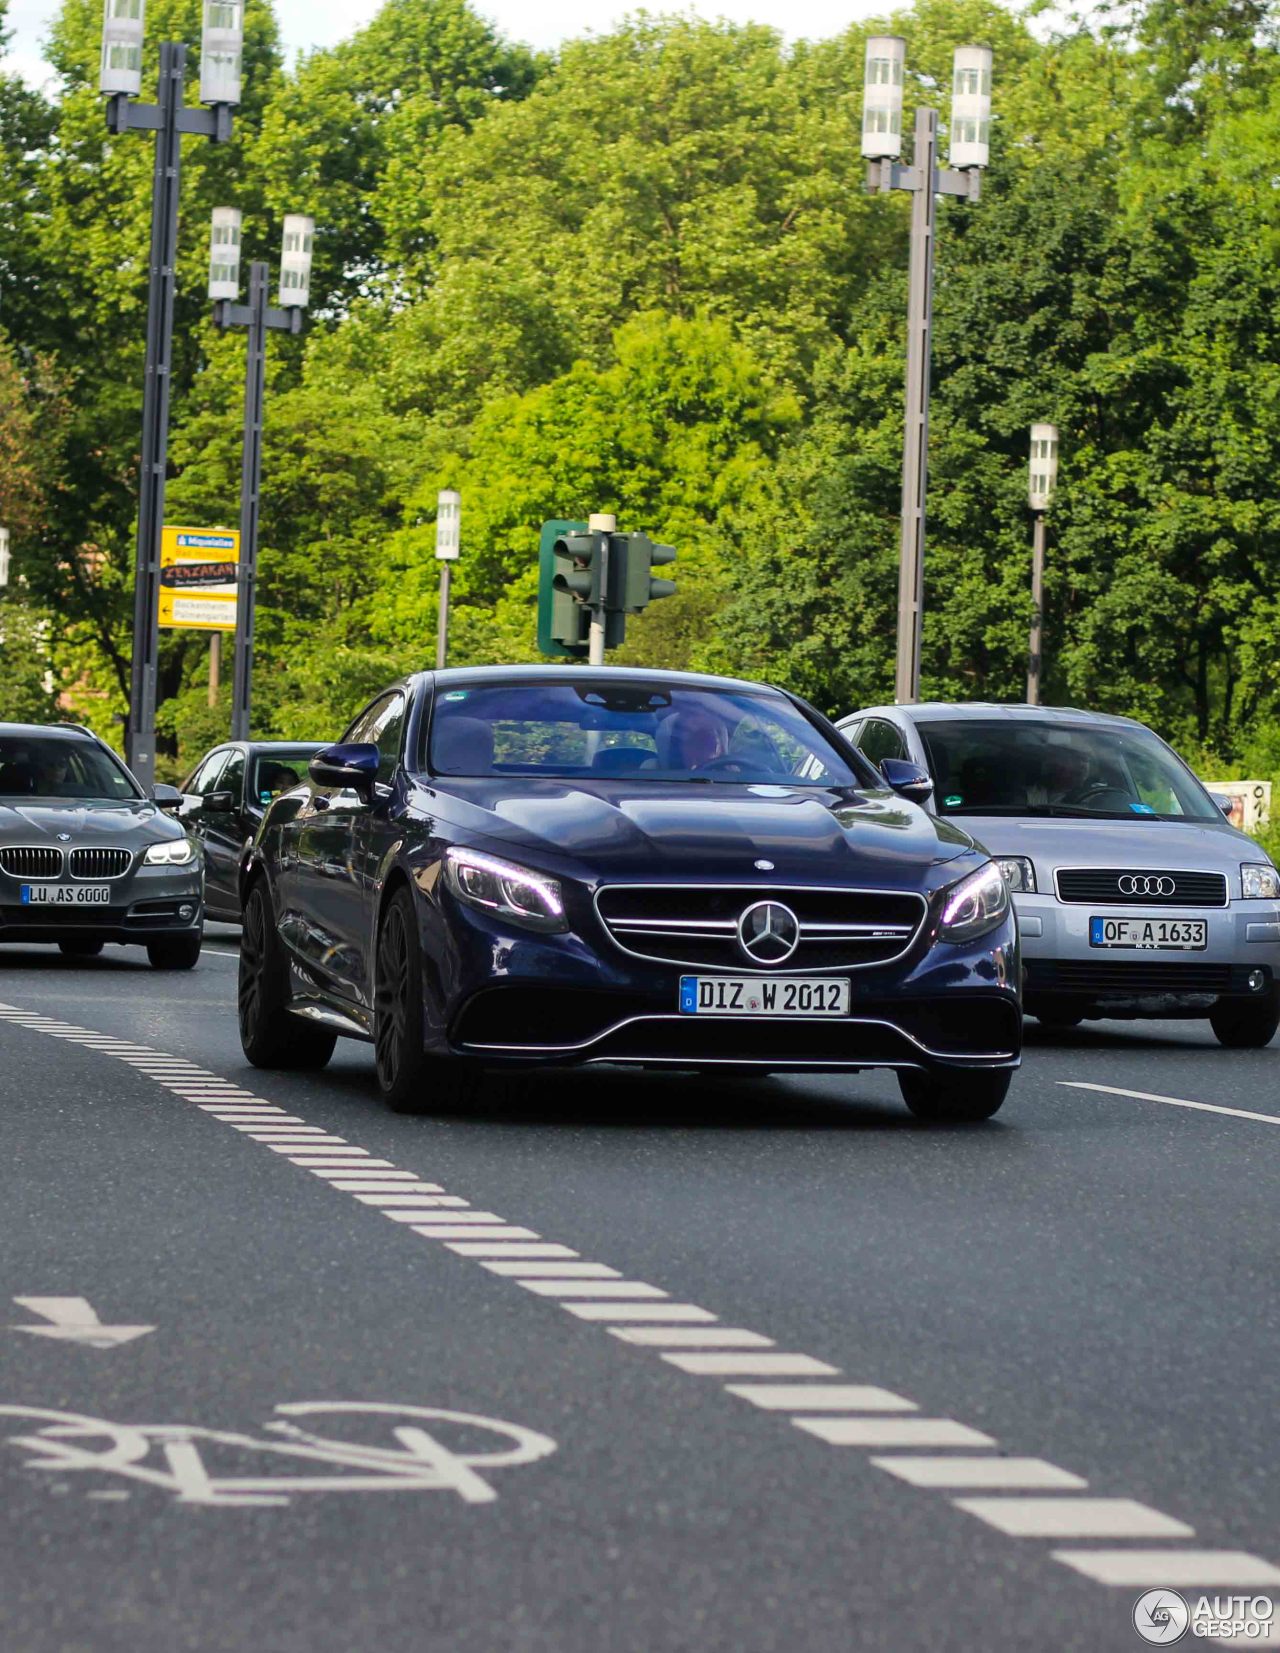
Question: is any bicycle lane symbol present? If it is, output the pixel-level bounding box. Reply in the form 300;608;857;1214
0;1401;557;1507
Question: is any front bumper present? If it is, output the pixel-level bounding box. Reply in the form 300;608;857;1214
422;896;1022;1075
0;865;204;947
1015;894;1280;1011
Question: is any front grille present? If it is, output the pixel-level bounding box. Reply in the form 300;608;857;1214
70;847;131;880
0;846;63;880
1055;868;1228;907
1027;959;1236;996
595;884;927;971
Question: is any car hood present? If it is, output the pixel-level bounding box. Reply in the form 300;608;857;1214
952;813;1251;873
424;778;977;888
0;798;181;844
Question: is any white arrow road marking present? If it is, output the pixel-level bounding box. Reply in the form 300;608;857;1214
12;1298;154;1350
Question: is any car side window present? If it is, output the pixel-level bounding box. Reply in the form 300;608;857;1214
186;750;228;797
219;749;245;807
859;719;907;767
367;696;406;785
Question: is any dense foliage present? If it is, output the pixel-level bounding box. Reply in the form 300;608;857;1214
3;0;1280;787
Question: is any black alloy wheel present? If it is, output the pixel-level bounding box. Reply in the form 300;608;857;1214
1209;988;1280;1050
238;882;335;1069
897;1067;1011;1124
58;939;104;959
374;887;476;1114
147;932;203;971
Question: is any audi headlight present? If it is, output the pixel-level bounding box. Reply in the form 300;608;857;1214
443;847;567;933
1241;863;1280;900
938;861;1010;943
144;838;195;866
994;855;1036;894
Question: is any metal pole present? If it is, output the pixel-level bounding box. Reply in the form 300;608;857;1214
436;562;451;670
208;631;221;708
587;511;615;666
894;104;938;706
230;260;267;742
126;41;185;787
1027;511;1046;706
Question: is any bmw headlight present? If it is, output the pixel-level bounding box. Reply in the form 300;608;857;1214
144;838;195;866
994;855;1037;894
938;861;1010;943
443;847;567;934
1241;863;1280;900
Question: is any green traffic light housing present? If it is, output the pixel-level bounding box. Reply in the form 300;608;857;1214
536;519;589;657
617;532;677;612
536;519;677;659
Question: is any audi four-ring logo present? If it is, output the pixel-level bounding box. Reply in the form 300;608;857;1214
1118;875;1175;896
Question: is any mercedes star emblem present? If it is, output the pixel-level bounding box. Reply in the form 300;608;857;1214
737;900;801;965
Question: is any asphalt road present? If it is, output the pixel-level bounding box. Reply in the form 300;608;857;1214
0;929;1276;1653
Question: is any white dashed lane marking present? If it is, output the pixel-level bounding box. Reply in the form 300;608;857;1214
1060;1081;1280;1128
4;997;1278;1599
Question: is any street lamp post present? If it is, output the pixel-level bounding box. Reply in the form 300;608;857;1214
210;211;312;741
862;37;992;704
0;526;10;588
1026;422;1059;706
102;0;242;786
434;490;460;670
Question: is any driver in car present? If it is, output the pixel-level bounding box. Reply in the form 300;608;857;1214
33;750;73;796
1030;745;1092;805
665;705;732;771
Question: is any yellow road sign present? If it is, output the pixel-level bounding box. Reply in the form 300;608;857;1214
159;526;240;631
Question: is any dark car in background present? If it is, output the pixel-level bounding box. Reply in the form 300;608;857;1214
237;667;1021;1122
179;741;324;921
0;722;203;968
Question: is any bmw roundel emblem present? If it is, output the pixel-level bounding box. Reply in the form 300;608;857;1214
56;833;71;843
737;900;801;965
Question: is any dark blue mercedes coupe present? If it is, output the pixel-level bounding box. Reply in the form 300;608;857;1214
238;667;1021;1121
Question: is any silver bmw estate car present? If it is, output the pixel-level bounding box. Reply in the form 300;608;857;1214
837;702;1280;1047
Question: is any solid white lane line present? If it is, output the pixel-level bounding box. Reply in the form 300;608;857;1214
202;948;241;959
664;1353;838;1377
609;1328;775;1349
955;1497;1193;1540
1060;1080;1280;1127
725;1384;915;1411
873;1456;1088;1490
1053;1551;1280;1588
795;1418;996;1448
481;1262;620;1278
413;1226;541;1241
446;1243;578;1258
562;1303;716;1322
519;1280;667;1299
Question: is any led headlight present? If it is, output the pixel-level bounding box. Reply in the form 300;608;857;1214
1241;863;1280;900
144;838;195;866
938;860;1010;943
994;855;1036;894
443;847;567;934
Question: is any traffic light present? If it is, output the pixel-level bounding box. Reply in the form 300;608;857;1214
536;519;678;659
536;519;589;657
616;532;677;614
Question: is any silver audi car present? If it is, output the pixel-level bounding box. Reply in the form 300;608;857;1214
837;702;1280;1047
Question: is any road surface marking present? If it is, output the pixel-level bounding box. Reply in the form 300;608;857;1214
725;1384;915;1411
872;1456;1088;1489
662;1353;838;1377
562;1303;717;1322
609;1328;776;1348
447;1243;578;1258
414;1226;542;1241
11;1296;154;1349
1053;1551;1280;1587
795;1418;996;1448
1060;1080;1280;1127
955;1497;1193;1539
518;1280;668;1299
403;1210;504;1225
352;1193;460;1206
483;1262;621;1278
314;1171;422;1183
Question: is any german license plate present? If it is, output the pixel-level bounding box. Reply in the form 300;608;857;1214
679;975;849;1016
20;885;111;906
1089;916;1207;950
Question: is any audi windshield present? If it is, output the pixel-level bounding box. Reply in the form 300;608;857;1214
427;681;862;787
916;719;1220;821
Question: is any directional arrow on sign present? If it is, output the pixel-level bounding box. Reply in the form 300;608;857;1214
11;1297;155;1350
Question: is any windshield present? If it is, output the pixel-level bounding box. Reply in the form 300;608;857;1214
427;682;862;787
250;748;320;806
0;734;138;802
917;719;1221;821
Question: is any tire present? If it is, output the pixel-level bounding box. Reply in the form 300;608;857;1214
898;1067;1012;1124
146;932;203;971
374;886;478;1114
58;939;104;958
238;882;336;1069
1209;991;1280;1050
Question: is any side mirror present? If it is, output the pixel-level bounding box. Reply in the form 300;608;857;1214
879;757;934;806
1217;796;1234;817
309;742;379;796
203;789;235;814
151;782;183;811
